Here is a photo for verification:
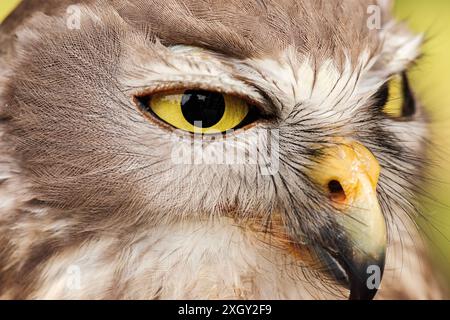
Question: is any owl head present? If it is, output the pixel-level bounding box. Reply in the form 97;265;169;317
0;0;433;299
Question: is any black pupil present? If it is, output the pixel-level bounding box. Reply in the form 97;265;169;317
181;90;225;128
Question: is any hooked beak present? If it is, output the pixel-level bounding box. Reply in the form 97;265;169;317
310;139;387;300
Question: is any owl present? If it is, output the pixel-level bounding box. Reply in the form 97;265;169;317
0;0;447;300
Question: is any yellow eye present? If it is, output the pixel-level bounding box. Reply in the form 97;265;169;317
381;73;416;118
383;75;404;117
139;90;256;134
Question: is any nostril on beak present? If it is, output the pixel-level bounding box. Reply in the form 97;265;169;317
328;180;346;202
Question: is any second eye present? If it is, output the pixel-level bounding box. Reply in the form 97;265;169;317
138;90;259;134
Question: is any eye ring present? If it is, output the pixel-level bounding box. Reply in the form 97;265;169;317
134;89;261;136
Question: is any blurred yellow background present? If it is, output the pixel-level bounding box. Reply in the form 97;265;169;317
0;0;20;22
0;0;449;285
395;0;450;285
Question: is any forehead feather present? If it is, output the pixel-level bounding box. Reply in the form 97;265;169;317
2;0;419;73
117;0;381;63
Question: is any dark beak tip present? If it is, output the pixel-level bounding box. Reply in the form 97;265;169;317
349;285;379;301
347;260;385;301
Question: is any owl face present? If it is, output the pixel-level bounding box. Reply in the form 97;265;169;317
0;0;429;299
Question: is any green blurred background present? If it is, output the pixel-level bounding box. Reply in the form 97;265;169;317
395;0;450;286
0;0;449;285
0;1;19;22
